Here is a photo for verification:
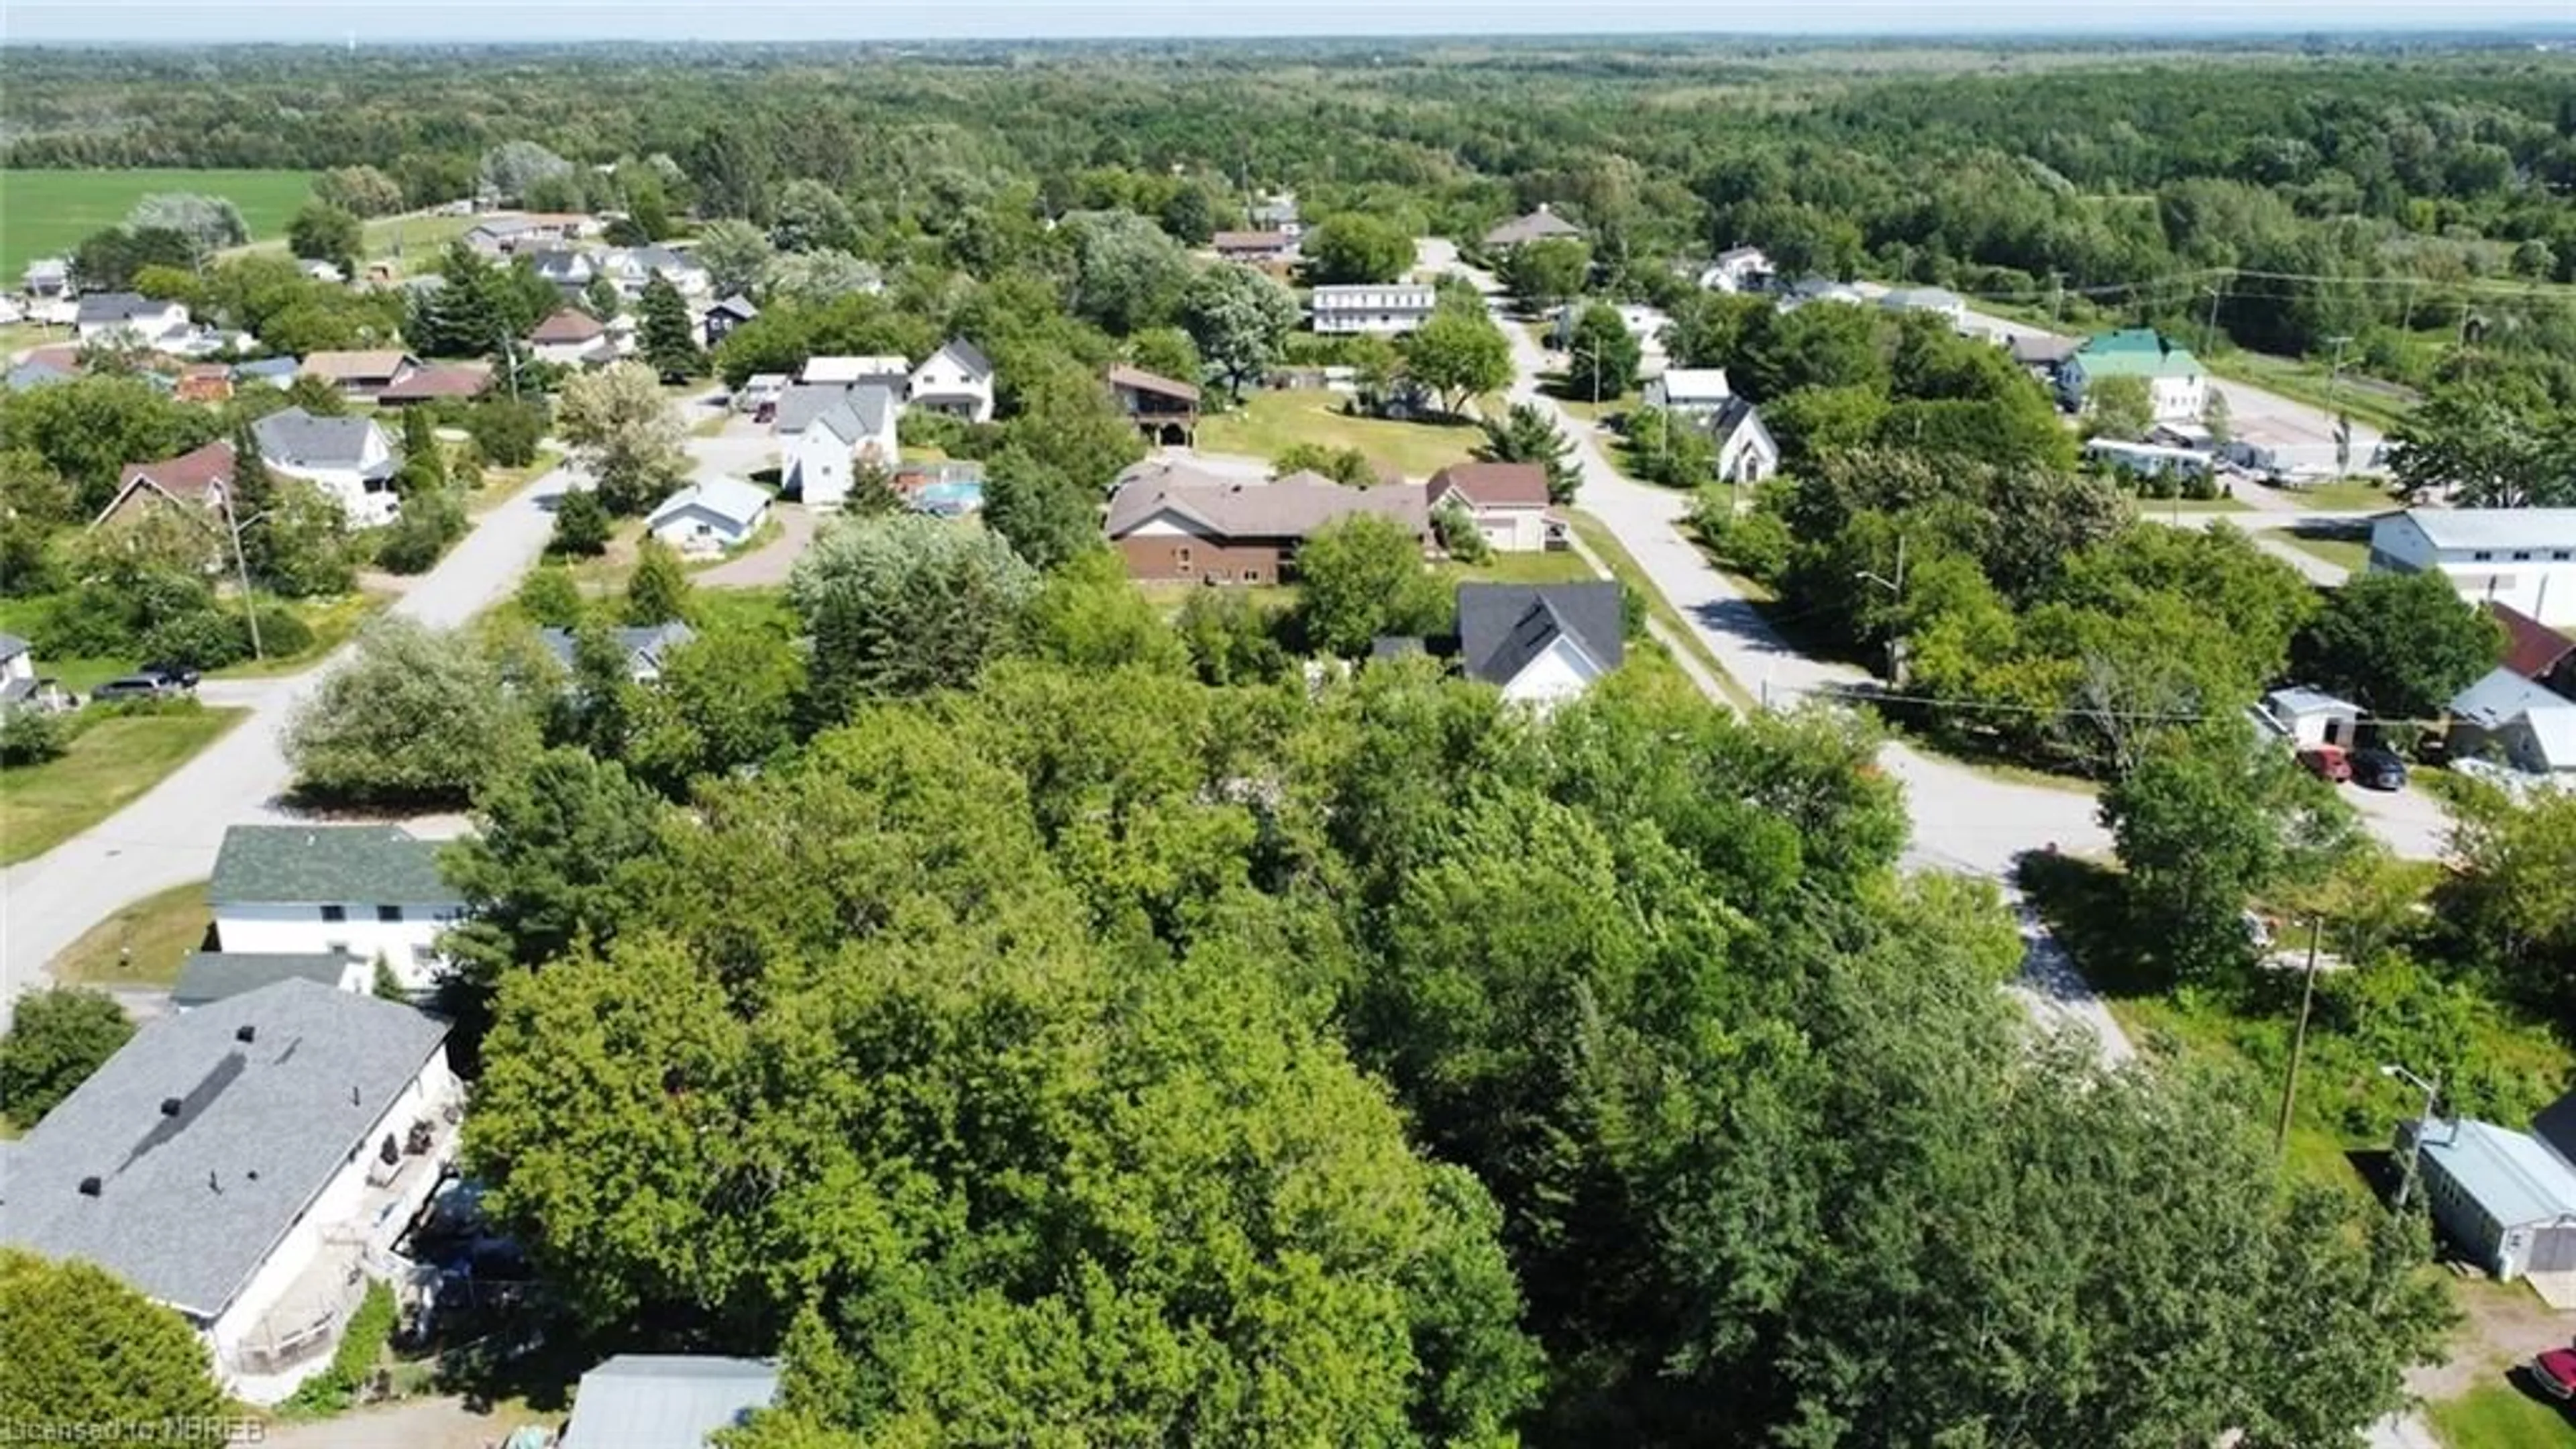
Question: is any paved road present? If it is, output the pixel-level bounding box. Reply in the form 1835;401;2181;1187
0;462;573;1016
1428;241;2137;1063
697;501;818;588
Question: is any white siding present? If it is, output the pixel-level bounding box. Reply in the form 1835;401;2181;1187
1473;506;1552;554
1499;635;1607;709
213;902;461;991
2369;515;2576;628
792;431;853;511
649;502;763;554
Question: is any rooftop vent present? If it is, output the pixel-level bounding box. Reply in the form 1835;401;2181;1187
235;1024;256;1044
159;1097;182;1117
77;1176;101;1197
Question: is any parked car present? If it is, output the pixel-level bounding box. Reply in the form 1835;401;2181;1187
2350;745;2408;792
89;675;174;704
136;661;201;690
2535;1345;2576;1401
2296;744;2351;784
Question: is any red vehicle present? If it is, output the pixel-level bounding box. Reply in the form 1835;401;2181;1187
2297;744;2352;784
2537;1346;2576;1401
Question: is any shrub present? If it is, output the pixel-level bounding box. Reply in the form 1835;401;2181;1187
1690;492;1794;584
276;1281;396;1419
0;708;70;767
549;488;612;557
466;397;547;468
375;493;468;576
136;609;252;671
0;987;135;1127
517;564;587;628
1431;498;1494;565
252;606;317;659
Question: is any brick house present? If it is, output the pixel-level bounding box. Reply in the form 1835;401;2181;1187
1106;464;1427;585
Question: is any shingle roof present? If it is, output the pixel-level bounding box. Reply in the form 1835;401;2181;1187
925;337;992;380
117;439;236;502
209;824;458;907
232;356;301;380
560;1356;780;1449
0;632;29;660
2489;604;2575;682
531;309;606;343
2413;1117;2576;1231
0;980;451;1318
1106;364;1199;402
172;953;359;1010
537;623;697;674
800;356;908;386
1483;209;1583;248
2451;666;2575;729
1106;474;1426;542
1213;230;1291;252
252;409;390;471
300;351;415;384
2008;335;2082;366
378;364;491;403
1458;582;1623;689
2404;508;2576;552
74;292;164;325
2531;1087;2576;1172
708;294;760;321
1428;462;1550;510
648;477;770;532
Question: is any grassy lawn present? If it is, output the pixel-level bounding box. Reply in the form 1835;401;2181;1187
1;168;315;278
1450;551;1599;586
1563;509;1754;711
2426;1381;2576;1449
1137;580;1300;616
1197;390;1485;480
2272;476;2400;511
472;447;564;513
50;880;209;988
2131;494;2249;516
0;320;65;358
0;706;247;865
2260;528;2371;574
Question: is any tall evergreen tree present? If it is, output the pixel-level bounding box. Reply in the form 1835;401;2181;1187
639;274;703;381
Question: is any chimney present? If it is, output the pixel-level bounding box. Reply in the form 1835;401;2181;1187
235;1024;256;1044
159;1097;182;1117
77;1176;101;1197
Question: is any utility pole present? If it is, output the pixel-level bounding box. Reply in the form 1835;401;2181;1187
2201;276;2226;359
498;328;521;402
2324;333;2353;417
2272;915;2324;1162
2381;1063;2440;1213
1856;534;1908;684
2048;270;2064;329
221;490;266;661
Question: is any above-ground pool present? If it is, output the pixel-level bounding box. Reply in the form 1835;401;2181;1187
911;479;985;517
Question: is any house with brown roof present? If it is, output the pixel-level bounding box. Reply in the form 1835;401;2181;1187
529;310;614;368
1106;464;1427;585
1107;365;1200;447
301;351;420;400
1213;231;1296;272
2489;602;2576;701
378;362;493;407
1481;206;1582;252
1427;462;1562;554
93;439;237;531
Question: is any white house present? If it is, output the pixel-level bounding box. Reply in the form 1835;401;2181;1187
0;629;41;709
2447;667;2576;777
1428;461;1559;555
1553;304;1673;370
2405;1104;2576;1284
1708;398;1781;484
250;409;402;527
23;256;71;298
0;980;458;1405
647;476;772;553
908;338;996;423
74;292;193;347
1309;284;1437;336
1458;582;1624;709
599;246;711;301
1698;246;1772;294
1643;368;1731;416
775;384;898;511
211;824;466;992
2369;509;2576;630
1779;276;1864;309
2059;329;2208;424
529;309;616;367
2257;686;2363;750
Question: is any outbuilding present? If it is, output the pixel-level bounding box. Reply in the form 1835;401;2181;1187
647;476;771;554
2406;1114;2576;1285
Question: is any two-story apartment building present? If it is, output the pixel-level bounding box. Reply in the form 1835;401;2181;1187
1309;284;1438;336
2369;508;2576;630
210;824;466;992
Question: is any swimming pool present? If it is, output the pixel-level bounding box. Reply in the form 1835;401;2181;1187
911;479;985;516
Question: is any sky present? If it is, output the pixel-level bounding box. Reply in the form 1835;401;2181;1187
2;0;2570;45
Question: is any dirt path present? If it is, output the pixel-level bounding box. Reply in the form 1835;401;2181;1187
258;1395;550;1449
2408;1276;2575;1401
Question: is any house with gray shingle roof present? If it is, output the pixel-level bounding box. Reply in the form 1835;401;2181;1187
210;824;464;993
1456;582;1625;708
537;622;698;684
251;408;402;527
906;338;995;423
172;952;368;1010
0;979;456;1403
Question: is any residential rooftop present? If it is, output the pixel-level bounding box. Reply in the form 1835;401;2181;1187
209;824;459;907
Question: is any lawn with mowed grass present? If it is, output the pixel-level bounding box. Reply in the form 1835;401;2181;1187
1196;390;1487;480
49;880;211;988
2425;1380;2576;1449
0;706;247;865
2261;528;2372;574
1;169;316;278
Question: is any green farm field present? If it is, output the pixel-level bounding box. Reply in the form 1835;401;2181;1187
0;168;315;278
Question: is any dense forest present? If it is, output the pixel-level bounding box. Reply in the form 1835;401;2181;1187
9;40;2576;395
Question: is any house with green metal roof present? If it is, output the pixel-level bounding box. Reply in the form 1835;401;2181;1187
2058;328;2209;424
209;825;465;994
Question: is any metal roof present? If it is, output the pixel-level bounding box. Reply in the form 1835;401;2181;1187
2401;508;2576;553
559;1356;779;1449
0;980;450;1318
2414;1117;2576;1230
648;476;770;532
